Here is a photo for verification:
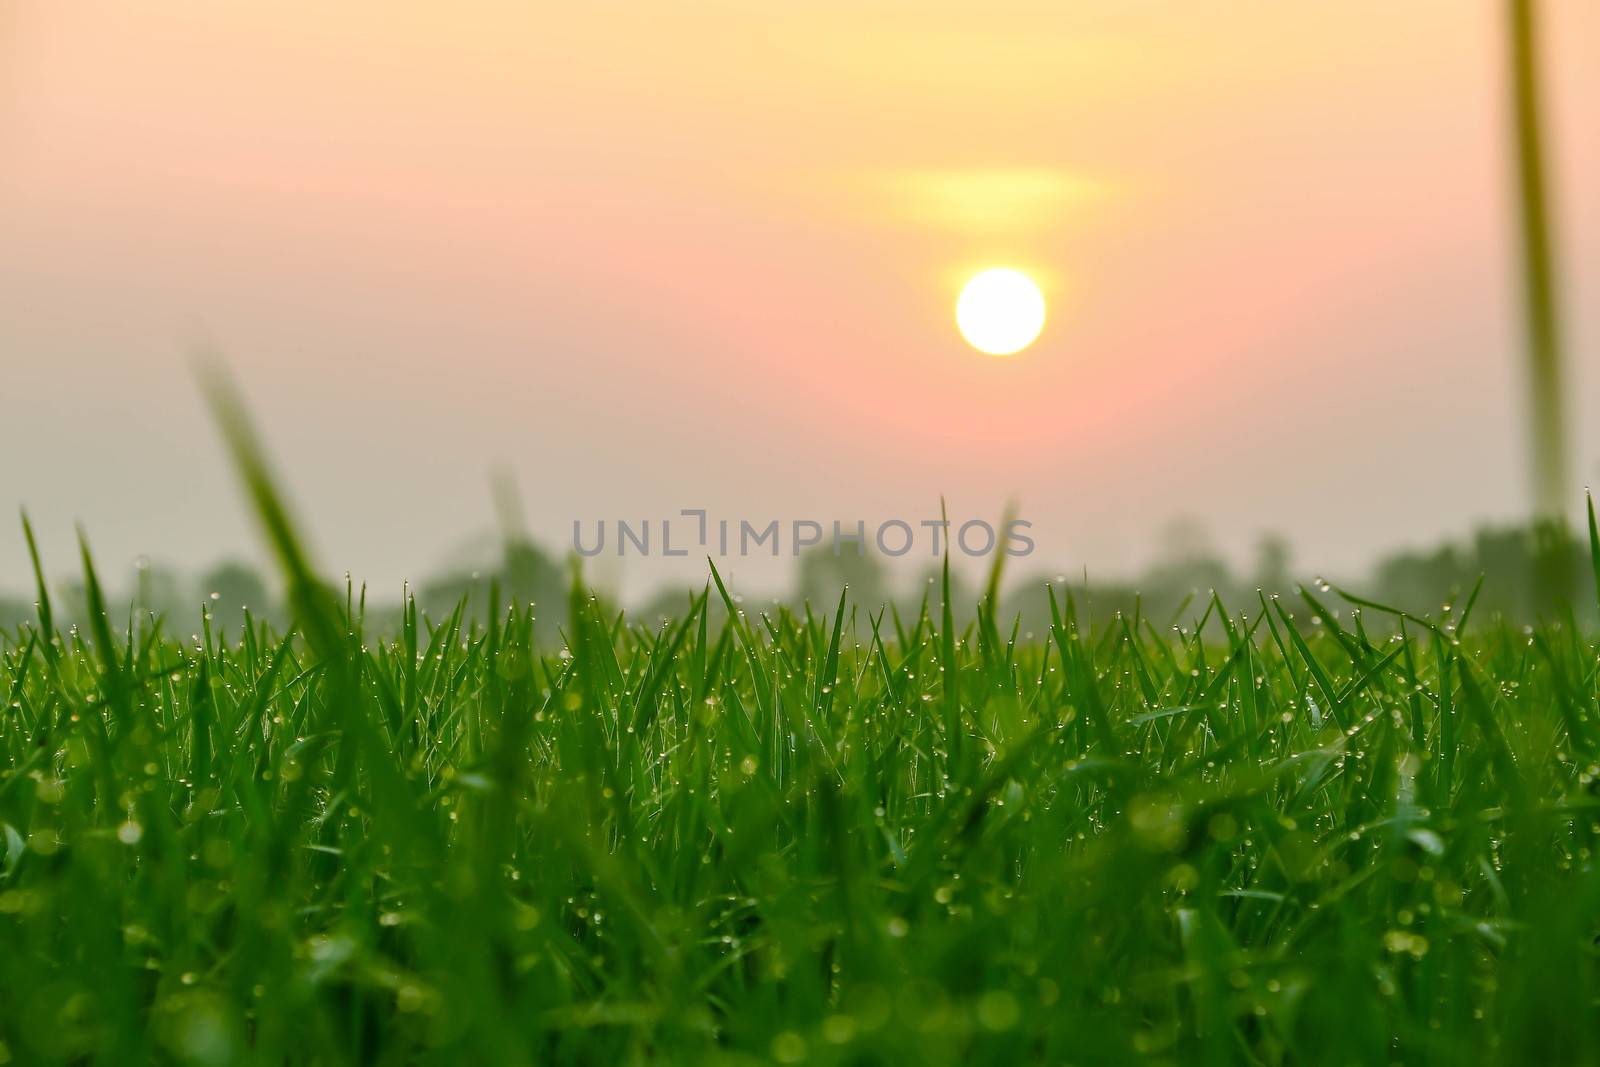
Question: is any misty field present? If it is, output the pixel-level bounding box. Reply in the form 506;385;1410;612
2;401;1599;1066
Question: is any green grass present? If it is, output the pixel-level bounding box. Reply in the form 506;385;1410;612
3;397;1600;1064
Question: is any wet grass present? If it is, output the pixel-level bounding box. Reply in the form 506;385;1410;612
2;392;1599;1064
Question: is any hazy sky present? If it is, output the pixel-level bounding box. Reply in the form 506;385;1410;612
3;1;1598;601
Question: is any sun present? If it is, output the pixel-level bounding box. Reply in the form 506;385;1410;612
956;268;1046;356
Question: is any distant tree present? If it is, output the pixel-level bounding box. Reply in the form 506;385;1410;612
416;536;566;642
1252;533;1293;595
199;559;271;620
1142;517;1232;603
795;543;887;614
57;579;87;628
902;563;976;628
635;585;700;630
502;537;565;641
0;595;30;629
1369;543;1465;618
417;565;484;621
1157;516;1218;565
134;559;187;621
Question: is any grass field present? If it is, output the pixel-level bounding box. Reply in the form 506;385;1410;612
3;401;1600;1065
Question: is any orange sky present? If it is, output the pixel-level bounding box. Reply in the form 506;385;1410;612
2;1;1598;597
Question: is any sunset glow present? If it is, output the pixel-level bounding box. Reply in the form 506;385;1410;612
1;1;1598;593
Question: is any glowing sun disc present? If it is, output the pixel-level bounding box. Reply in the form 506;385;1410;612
956;268;1046;355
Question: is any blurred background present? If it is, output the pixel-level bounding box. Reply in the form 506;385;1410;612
1;1;1597;623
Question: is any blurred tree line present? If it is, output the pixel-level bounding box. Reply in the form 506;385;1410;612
1;516;1592;638
0;557;275;635
1001;518;1586;638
